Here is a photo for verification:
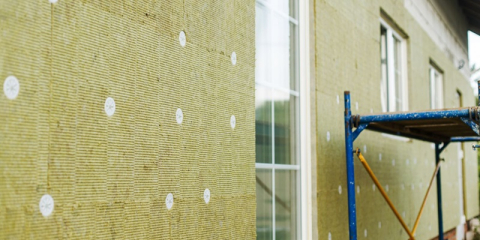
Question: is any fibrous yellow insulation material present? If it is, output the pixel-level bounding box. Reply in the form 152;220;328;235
0;0;256;238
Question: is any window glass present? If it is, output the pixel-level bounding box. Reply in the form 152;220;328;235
256;4;272;84
274;91;297;165
430;68;435;108
271;13;293;90
275;170;297;240
255;0;300;239
262;0;298;20
288;0;298;20
380;22;406;112
257;2;298;91
435;72;443;108
289;22;299;90
380;26;388;112
393;36;403;111
256;169;273;239
256;85;273;164
429;65;443;109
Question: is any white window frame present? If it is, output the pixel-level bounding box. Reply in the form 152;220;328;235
298;0;312;239
429;63;444;109
254;0;311;239
380;18;408;112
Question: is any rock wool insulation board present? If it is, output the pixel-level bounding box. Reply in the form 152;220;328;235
0;0;256;239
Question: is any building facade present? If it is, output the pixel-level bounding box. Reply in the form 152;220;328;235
313;1;479;239
1;0;479;239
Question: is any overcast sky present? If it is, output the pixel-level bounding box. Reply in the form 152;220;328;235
469;31;480;70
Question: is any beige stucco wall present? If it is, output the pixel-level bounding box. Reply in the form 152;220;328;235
314;0;479;239
0;0;256;238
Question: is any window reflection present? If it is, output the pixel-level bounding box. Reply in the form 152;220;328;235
275;170;297;240
256;169;273;239
273;91;297;165
256;85;272;164
255;0;300;239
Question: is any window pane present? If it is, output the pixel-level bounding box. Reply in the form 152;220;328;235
289;21;298;91
380;26;388;112
435;72;443;108
271;13;297;90
256;85;272;164
393;37;402;111
265;0;298;20
256;169;273;240
430;68;435;109
256;3;272;83
255;1;300;239
429;66;443;109
275;170;298;239
289;0;298;19
455;91;461;108
274;91;297;164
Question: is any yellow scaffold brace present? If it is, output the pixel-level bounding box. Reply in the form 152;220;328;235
355;148;443;240
354;148;416;240
411;159;442;238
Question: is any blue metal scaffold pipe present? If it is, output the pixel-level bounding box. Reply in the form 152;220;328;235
450;136;480;142
344;91;357;240
356;109;472;124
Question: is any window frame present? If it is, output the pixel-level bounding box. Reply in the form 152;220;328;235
380;18;408;112
298;0;312;238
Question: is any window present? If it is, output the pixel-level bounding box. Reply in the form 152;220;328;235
255;0;300;239
429;64;443;109
380;20;407;112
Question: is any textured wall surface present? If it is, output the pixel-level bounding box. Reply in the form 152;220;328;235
314;0;479;239
0;0;256;238
405;0;471;79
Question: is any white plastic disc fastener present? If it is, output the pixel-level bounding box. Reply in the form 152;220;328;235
231;52;237;65
3;75;20;99
39;194;54;217
104;97;116;116
176;108;183;124
179;31;186;47
230;115;236;129
165;193;174;210
204;188;211;204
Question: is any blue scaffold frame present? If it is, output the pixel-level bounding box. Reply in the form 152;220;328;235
344;82;480;240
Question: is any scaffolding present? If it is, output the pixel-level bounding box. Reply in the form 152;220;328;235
343;83;480;240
